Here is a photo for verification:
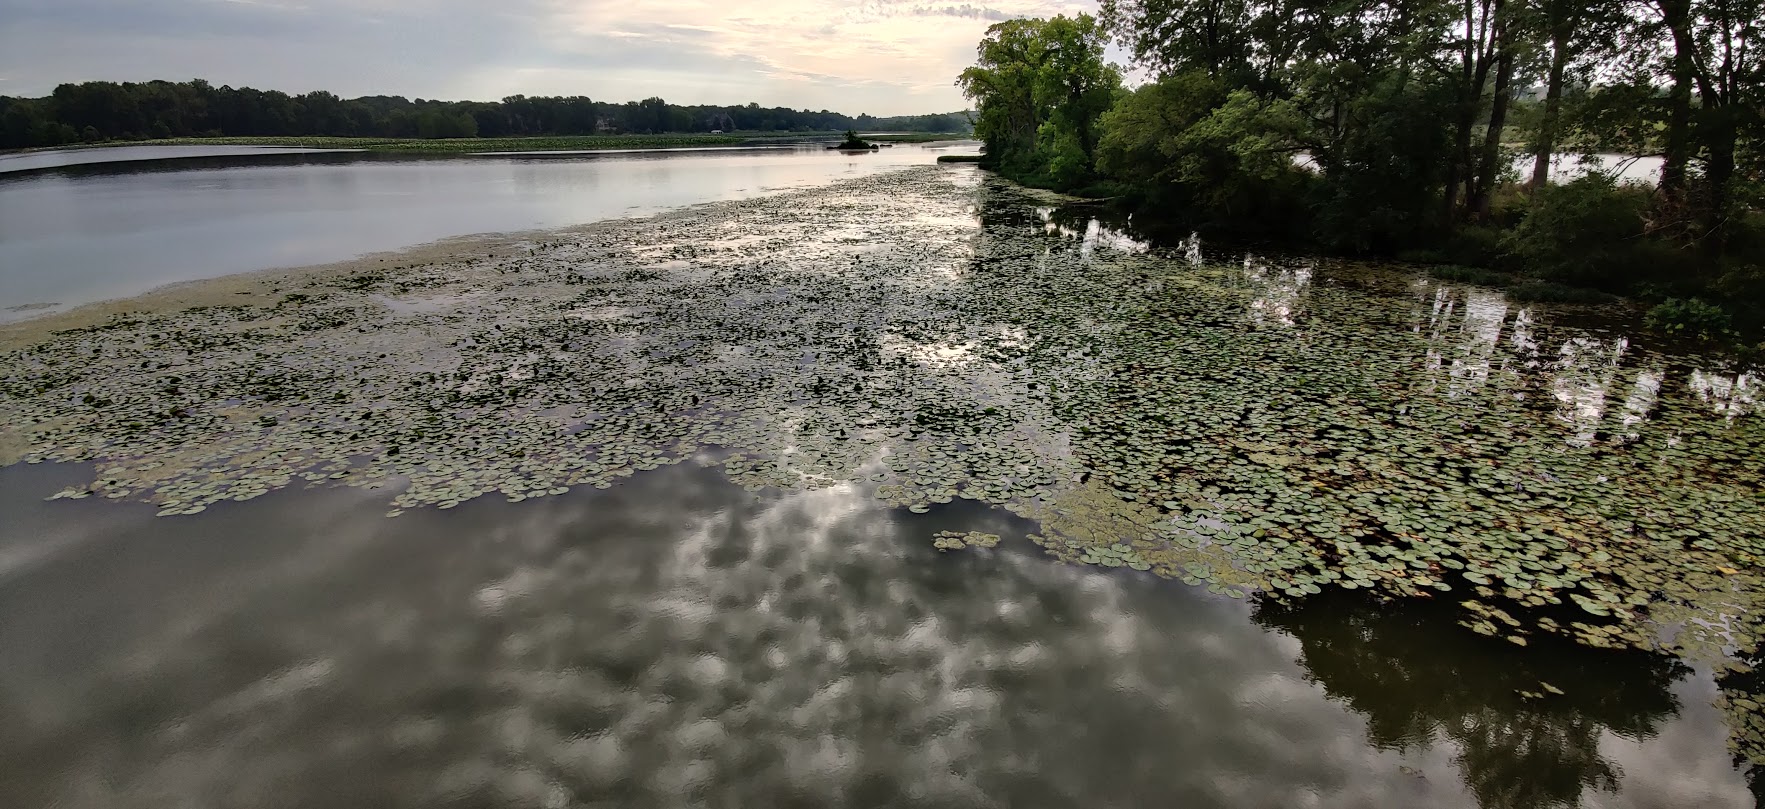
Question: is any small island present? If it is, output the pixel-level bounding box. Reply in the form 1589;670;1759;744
828;130;880;151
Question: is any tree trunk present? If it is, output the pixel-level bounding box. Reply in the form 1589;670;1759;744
1705;113;1737;245
1471;23;1516;220
1657;0;1696;206
1445;106;1474;221
1529;30;1569;190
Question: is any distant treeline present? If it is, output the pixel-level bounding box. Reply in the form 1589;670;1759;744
0;79;973;149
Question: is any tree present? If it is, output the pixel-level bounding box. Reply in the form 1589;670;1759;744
957;14;1123;187
1098;0;1309;93
0;79;966;149
1096;71;1311;226
1523;0;1631;191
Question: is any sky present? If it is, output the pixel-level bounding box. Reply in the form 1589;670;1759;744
0;0;1101;116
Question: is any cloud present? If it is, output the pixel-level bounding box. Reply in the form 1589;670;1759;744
909;4;1014;20
0;0;1098;114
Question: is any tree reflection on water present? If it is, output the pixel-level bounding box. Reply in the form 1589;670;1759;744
1257;591;1688;809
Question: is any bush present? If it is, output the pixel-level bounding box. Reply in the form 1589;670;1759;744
1097;76;1314;238
1713;262;1765;336
1508;281;1615;304
1425;264;1509;286
1643;297;1733;339
1440;226;1505;266
1309;74;1456;252
1501;174;1656;288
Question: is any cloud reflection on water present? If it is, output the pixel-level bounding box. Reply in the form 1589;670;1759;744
0;460;1752;808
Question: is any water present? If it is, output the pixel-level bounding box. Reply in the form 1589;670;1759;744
0;461;1751;809
0;144;358;175
0;142;976;317
1287;153;1664;186
0;161;1760;808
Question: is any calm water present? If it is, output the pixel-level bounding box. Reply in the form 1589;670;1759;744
0;460;1752;809
0;144;356;174
0;142;974;317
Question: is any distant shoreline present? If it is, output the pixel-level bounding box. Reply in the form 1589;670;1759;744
4;132;970;157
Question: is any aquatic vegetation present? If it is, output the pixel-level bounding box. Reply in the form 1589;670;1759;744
1;165;1760;665
1645;297;1735;339
931;530;1000;550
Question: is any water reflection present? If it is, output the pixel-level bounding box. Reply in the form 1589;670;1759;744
1715;644;1765;806
1553;337;1629;447
1256;592;1702;809
0;460;1751;808
1032;206;1150;257
1419;286;1510;396
1405;279;1758;447
1690;370;1759;421
1240;254;1312;328
2;166;1759;809
1619;368;1666;442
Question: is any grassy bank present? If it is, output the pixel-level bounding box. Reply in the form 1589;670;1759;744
27;131;966;154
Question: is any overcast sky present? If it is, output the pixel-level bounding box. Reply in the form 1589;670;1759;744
0;0;1101;116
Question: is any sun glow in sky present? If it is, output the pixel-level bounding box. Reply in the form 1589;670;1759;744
0;0;1098;115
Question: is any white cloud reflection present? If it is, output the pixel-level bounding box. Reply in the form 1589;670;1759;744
0;459;1751;808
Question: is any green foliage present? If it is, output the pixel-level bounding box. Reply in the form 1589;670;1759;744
1095;73;1312;232
1421;265;1511;286
0;79;973;149
1034;0;1760;330
1095;70;1227;187
958;14;1121;188
1394;227;1505;268
1309;76;1458;252
1507;281;1616;304
1500;175;1660;288
1713;257;1765;334
1098;0;1304;92
1644;298;1735;338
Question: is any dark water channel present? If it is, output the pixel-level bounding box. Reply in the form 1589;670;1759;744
0;457;1754;808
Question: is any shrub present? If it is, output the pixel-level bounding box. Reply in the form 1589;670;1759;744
1508;281;1614;304
1643;297;1733;339
1713;262;1765;336
1426;264;1509;286
1502;174;1653;287
1439;226;1505;267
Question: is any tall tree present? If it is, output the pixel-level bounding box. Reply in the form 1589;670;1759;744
958;15;1122;186
1525;0;1630;190
1441;0;1504;220
1468;0;1518;220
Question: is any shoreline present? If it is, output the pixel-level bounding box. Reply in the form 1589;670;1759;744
0;217;633;352
2;132;970;158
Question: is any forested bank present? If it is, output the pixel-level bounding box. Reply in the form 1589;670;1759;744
0;79;970;150
957;2;1763;340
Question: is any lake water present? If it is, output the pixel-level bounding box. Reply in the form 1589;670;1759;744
0;158;1760;809
0;142;976;317
0;458;1750;809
